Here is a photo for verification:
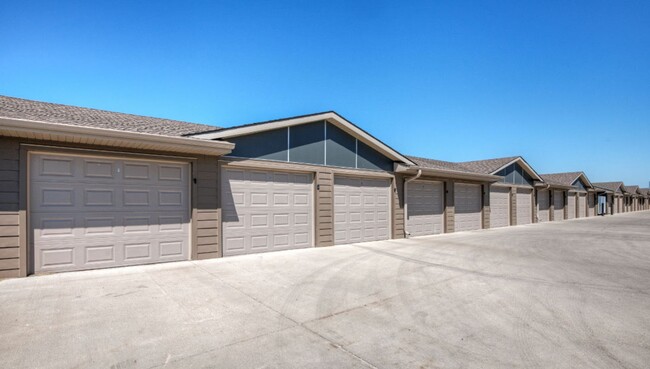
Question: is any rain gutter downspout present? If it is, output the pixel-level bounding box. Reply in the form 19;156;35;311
403;169;422;238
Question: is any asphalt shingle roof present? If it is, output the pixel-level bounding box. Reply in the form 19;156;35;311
592;182;624;192
0;95;220;137
539;172;583;187
456;157;520;174
624;185;639;194
406;156;480;174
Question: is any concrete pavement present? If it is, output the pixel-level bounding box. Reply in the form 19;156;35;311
1;212;649;368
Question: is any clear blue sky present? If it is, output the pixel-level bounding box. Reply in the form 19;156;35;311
1;1;648;185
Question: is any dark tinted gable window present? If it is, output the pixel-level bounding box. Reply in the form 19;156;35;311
225;120;395;171
572;178;587;191
495;162;534;186
325;123;356;168
228;128;287;161
357;141;394;171
290;121;325;165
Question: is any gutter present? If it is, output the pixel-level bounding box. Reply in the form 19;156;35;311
403;169;422;238
395;164;501;182
0;117;235;156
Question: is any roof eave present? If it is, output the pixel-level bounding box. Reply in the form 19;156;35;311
397;165;501;182
0;117;234;156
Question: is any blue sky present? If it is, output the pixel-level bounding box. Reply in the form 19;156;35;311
1;1;648;185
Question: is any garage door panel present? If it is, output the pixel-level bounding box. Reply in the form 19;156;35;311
407;181;444;237
516;188;533;225
221;168;313;256
578;194;586;218
567;195;576;219
30;153;190;273
490;187;510;228
537;190;550;222
334;177;390;245
455;183;482;232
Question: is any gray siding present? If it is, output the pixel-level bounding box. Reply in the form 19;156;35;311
196;156;220;259
392;174;405;239
224;121;395;172
0;138;20;278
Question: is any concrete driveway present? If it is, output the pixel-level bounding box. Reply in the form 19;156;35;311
1;213;649;369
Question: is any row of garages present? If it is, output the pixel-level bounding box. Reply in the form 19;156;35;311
0;96;648;277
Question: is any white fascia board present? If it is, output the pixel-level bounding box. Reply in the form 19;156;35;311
190;112;416;165
0;117;235;156
491;157;543;181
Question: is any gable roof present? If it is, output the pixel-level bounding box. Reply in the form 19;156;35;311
639;188;650;196
539;172;593;189
593;181;624;193
400;155;501;181
0;95;219;137
458;156;543;181
623;185;640;194
408;156;479;173
190;111;415;165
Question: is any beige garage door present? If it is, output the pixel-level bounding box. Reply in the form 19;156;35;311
516;188;533;225
537;189;550;222
577;193;587;218
454;183;482;232
221;168;313;256
587;194;595;217
553;190;564;221
490;186;510;228
407;180;444;237
30;153;190;274
334;177;390;245
567;194;576;219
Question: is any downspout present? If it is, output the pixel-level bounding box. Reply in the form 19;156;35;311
403;169;422;238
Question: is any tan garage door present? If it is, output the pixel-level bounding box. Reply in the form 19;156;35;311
587;194;595;217
334;177;390;245
567;194;576;219
553;190;564;221
577;193;587;218
537;189;550;222
454;183;482;232
490;186;510;228
30;153;190;274
407;180;444;237
221;168;313;256
516;188;533;225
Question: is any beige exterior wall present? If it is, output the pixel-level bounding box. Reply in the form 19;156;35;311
316;171;334;246
445;180;455;233
482;184;490;229
392;174;405;239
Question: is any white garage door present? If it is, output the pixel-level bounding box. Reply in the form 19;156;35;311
490;186;510;228
567;194;576;219
221;168;313;256
30;153;190;274
454;183;482;232
553;190;564;221
577;193;587;218
537;189;550;222
334;177;390;245
407;180;444;237
516;188;533;225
